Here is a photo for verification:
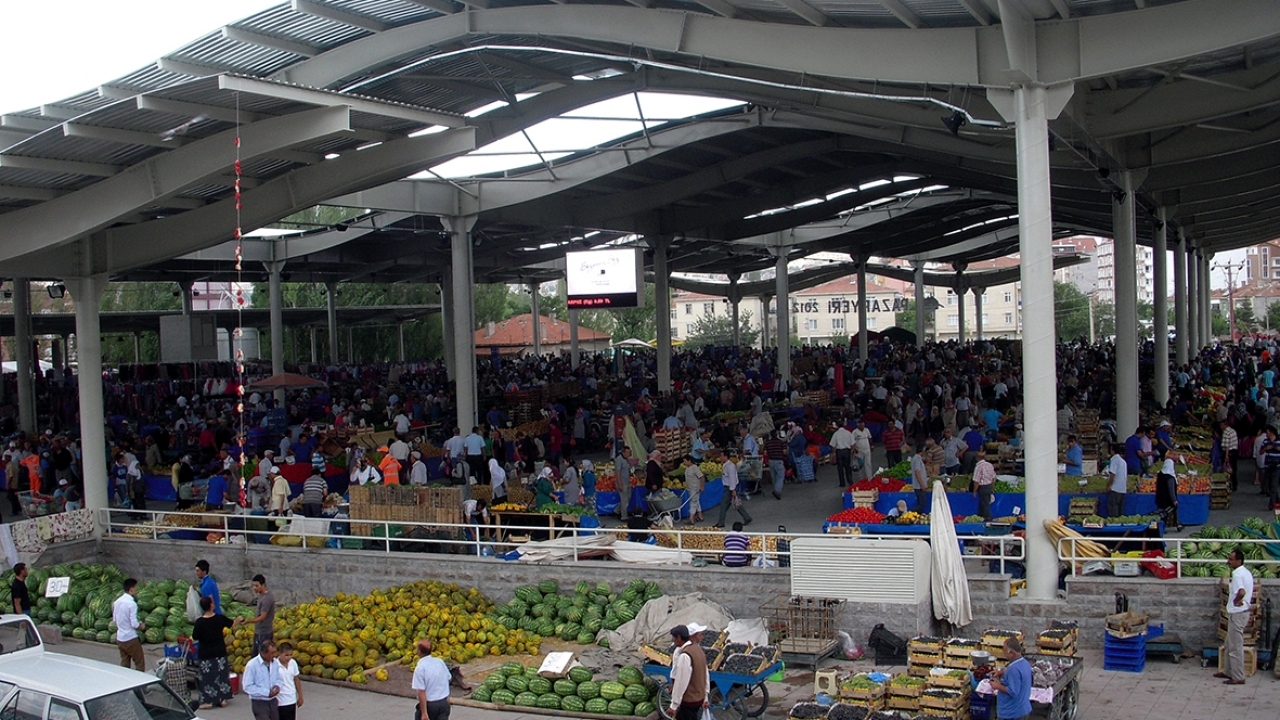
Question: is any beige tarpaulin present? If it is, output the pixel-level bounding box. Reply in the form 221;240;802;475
929;480;973;628
514;535;693;565
598;592;735;650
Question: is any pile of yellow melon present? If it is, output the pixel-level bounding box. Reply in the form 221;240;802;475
227;580;543;683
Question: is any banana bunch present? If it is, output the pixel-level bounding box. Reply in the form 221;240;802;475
1043;519;1110;561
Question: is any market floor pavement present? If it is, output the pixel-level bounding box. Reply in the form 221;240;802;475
51;638;1280;720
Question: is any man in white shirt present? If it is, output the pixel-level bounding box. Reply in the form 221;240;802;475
1104;444;1128;518
389;436;410;463
971;448;997;521
409;451;429;486
411;639;451;720
393;410;411;437
1218;549;1254;685
243;640;282;720
908;442;929;512
715;449;752;528
442;428;465;462
851;420;873;481
830;422;856;488
112;578;146;671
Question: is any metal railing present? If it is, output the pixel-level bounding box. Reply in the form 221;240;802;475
97;508;1025;569
1056;536;1280;577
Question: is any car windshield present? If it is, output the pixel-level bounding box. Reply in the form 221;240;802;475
84;682;193;720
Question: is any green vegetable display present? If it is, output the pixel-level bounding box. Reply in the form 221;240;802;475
5;562;254;646
493;579;662;638
471;662;658;715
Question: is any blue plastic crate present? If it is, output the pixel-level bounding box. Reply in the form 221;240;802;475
1103;656;1146;673
970;692;993;720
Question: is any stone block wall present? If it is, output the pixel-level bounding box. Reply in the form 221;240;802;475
95;540;1267;654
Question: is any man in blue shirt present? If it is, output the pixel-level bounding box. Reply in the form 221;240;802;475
1063;435;1084;477
1124;427;1147;475
982;407;1003;440
195;559;221;615
991;638;1032;719
691;430;711;462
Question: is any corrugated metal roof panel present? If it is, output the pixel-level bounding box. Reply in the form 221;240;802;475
236;4;372;47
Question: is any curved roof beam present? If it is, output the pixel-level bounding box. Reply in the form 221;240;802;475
271;1;1280;90
0;104;353;265
7;128;476;278
178;211;415;263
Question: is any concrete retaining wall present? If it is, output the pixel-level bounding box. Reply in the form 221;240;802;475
95;540;1267;654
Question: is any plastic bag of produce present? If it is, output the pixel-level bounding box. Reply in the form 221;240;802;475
838;631;864;660
185;586;201;623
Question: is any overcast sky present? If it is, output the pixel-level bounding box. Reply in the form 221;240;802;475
1;1;279;115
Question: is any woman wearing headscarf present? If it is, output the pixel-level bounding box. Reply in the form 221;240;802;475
580;459;597;514
534;466;557;509
488;458;506;503
645;451;665;495
1155;458;1181;531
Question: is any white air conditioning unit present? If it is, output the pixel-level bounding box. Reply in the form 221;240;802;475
789;537;931;603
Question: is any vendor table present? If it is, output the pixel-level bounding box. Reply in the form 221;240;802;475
846;490;1210;524
490;510;582;543
822;521;988;535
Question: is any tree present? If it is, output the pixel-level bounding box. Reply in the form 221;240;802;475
684;310;759;348
1093;300;1115;340
473;284;512;327
99;282;183;364
1054;281;1092;341
895;307;916;334
1266;300;1280;331
1233;301;1257;335
1211;307;1229;339
253;281;442;363
610;283;658;341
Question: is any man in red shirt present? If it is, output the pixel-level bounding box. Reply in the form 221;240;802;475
882;421;905;466
548;421;563;464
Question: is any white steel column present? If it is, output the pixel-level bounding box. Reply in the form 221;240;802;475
974;287;984;341
529;282;542;357
759;295;772;350
728;273;741;350
1202;252;1214;345
325;282;339;364
989;59;1072;601
347;327;354;364
1174;229;1188;365
448;215;479;430
1114;173;1139;438
266;261;286;404
1010;83;1062;602
310;327;318;363
856;259;868;361
440;277;455;378
913;263;926;347
179;281;194;317
67;275;109;518
775;250;790;392
1187;246;1200;353
398;323;406;362
1153;209;1169;406
12;279;35;434
653;239;672;393
569;309;580;368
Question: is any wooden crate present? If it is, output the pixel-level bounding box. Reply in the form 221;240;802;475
919;708;970;720
886;695;921;711
850;490;879;505
1038;644;1078;657
1218;645;1258;677
941;656;974;670
910;637;944;654
927;671;970;689
908;664;933;678
910;650;943;666
944;641;981;658
919;689;967;711
887;682;925;698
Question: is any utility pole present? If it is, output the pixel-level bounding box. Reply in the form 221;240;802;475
1213;260;1246;341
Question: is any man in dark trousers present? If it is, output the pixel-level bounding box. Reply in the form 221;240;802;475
666;625;709;720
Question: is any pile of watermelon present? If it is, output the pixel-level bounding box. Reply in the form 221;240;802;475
472;662;658;716
490;579;663;645
0;562;256;646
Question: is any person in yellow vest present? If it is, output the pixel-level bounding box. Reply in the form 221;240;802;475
378;447;401;485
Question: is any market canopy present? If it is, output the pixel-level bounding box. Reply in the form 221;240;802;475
0;0;1274;283
244;372;327;392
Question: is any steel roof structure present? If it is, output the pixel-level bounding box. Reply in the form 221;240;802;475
0;0;1275;283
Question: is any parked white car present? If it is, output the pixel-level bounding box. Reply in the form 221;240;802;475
0;614;202;720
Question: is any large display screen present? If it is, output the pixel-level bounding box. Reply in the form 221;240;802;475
565;248;643;308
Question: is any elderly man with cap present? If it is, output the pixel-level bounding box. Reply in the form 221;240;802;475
830;421;856;488
408;450;429;486
268;467;290;516
667;625;710;720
